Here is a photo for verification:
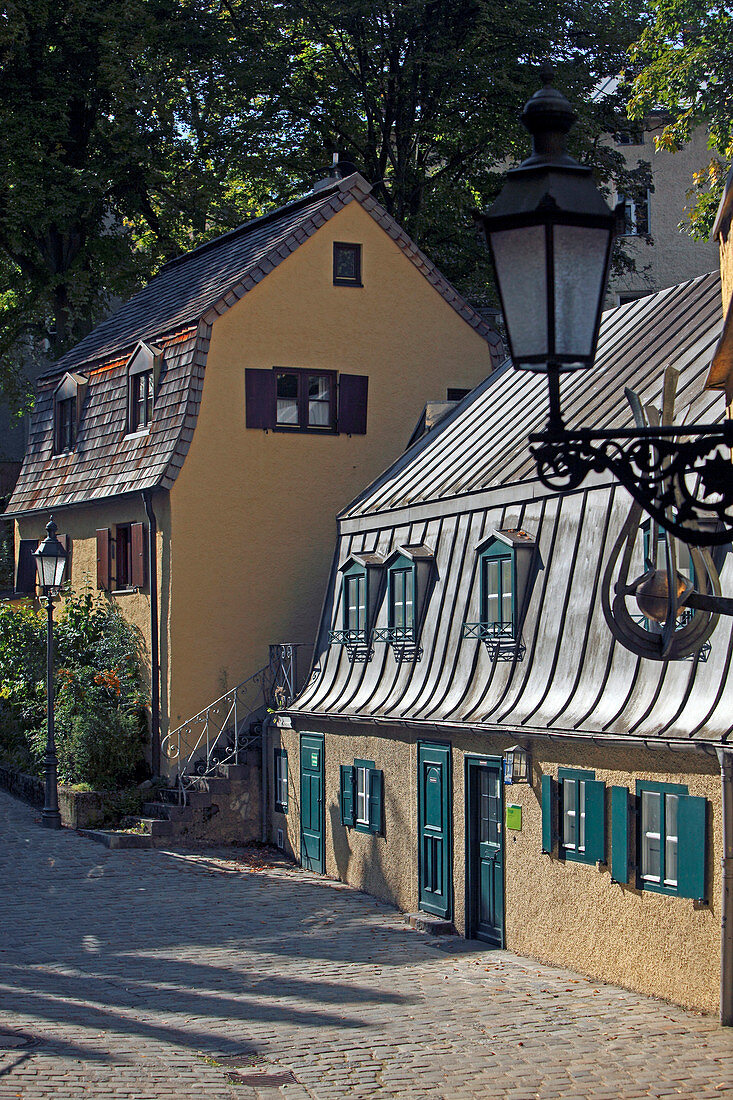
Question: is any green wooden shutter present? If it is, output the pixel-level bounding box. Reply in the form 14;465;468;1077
368;769;383;834
610;786;630;884
340;765;355;826
541;775;555;854
282;751;289;812
677;795;707;900
584;780;606;864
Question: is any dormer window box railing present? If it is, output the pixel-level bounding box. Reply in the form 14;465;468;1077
462;621;527;662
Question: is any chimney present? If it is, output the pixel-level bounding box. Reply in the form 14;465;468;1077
311;152;358;192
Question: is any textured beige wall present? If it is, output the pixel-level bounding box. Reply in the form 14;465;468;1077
608;125;718;301
276;721;722;1016
719;211;733;319
167;199;493;738
15;494;172;740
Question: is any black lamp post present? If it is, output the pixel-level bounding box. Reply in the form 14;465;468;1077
477;67;733;548
33;517;67;830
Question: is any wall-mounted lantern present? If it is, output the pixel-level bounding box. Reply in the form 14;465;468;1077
503;744;530;785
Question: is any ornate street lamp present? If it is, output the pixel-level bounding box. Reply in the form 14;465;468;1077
33;517;67;830
477;67;733;549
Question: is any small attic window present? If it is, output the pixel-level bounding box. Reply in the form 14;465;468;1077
333;242;362;286
126;342;162;434
373;544;435;660
53;372;87;455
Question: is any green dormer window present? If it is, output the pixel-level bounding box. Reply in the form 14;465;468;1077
329;553;385;660
463;529;536;659
373;545;434;658
344;563;367;640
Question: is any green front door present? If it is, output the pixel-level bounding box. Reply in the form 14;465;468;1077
418;742;452;919
300;734;324;873
466;758;504;946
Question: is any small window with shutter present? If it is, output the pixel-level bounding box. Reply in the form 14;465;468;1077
100;522;146;592
245;368;368;435
340;758;383;835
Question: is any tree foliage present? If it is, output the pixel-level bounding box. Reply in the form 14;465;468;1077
0;588;147;788
0;0;651;405
628;0;733;237
0;0;284;410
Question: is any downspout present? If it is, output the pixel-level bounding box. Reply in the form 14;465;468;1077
717;746;733;1026
142;490;160;776
261;715;271;842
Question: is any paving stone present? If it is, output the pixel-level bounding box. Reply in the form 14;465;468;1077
0;789;732;1099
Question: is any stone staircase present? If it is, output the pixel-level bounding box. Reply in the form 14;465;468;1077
79;755;262;850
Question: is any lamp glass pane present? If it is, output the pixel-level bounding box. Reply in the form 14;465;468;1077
490;225;547;362
52;551;67;588
552;225;611;361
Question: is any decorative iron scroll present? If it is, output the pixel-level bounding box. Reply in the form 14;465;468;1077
463;622;526;662
530;422;733;547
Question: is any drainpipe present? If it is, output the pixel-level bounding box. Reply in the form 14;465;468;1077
142;490;160;776
261;715;272;842
718;747;733;1026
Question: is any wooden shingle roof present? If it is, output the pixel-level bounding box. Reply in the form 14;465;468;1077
8;174;502;516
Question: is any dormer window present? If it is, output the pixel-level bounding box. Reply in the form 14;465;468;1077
329;553;385;661
464;529;536;660
53;372;87;455
126;341;162;435
373;544;435;660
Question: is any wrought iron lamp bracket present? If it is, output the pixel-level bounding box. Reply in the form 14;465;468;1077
530;420;733;547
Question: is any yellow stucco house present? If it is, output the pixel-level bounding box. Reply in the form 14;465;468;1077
5;170;502;774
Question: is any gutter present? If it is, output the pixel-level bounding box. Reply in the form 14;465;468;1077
142;490;161;776
718;747;733;1026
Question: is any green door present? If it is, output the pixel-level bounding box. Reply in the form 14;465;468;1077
466;759;504;946
300;734;324;873
418;742;452;918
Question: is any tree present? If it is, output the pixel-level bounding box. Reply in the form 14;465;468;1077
627;0;733;237
246;0;650;300
0;0;284;411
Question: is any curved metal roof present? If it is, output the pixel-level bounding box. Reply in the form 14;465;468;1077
295;272;732;744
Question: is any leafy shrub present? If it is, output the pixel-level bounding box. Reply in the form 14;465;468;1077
0;588;148;789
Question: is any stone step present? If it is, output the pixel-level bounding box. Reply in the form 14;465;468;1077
124;816;175;837
78;828;153;850
404;912;455;936
217;764;249;782
196;776;231;795
142;801;186;821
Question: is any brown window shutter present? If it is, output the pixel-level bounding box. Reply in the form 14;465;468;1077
130;522;146;589
245;369;276;429
96;528;110;590
15;540;37;594
337;374;368;435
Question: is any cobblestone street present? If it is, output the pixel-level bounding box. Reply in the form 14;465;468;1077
0;789;731;1099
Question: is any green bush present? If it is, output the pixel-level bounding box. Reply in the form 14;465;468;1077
0;588;148;789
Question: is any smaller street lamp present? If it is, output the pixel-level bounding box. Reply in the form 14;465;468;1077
477;66;733;549
503;744;531;785
33;517;67;830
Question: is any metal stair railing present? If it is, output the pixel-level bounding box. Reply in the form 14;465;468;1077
161;644;302;803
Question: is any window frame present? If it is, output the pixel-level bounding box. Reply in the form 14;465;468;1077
340;758;382;835
115;523;133;591
273;367;338;434
129;369;154;433
557;767;606;866
355;764;370;826
387;555;416;643
636;780;687;896
616;190;651;236
333;242;362;287
274;748;288;814
480;544;515;641
343;564;368;642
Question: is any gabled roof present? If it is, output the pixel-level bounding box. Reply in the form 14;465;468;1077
293;272;733;746
8;174;502;516
47;173;500;377
340;271;723;520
